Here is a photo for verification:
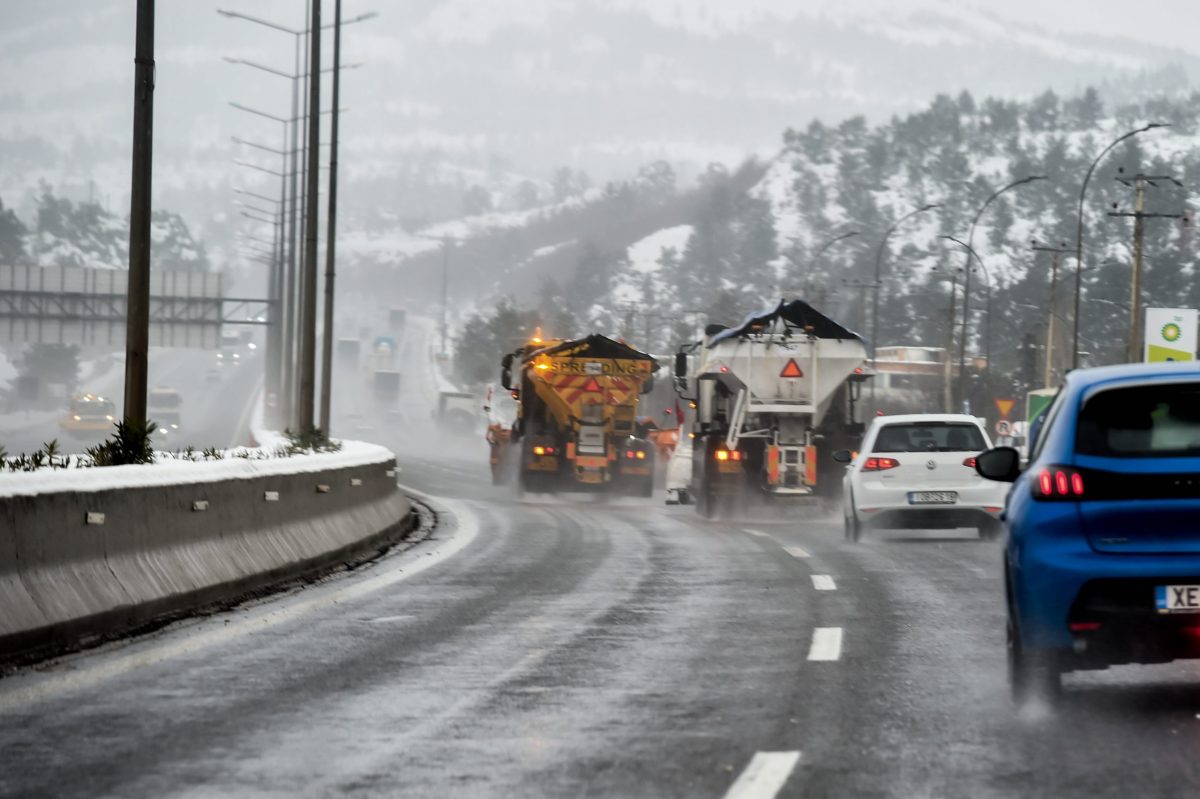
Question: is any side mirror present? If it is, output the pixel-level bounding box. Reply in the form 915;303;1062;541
674;351;688;378
976;447;1021;482
832;449;853;464
640;373;655;395
500;353;514;390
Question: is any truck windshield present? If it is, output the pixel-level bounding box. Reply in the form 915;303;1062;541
873;422;986;453
1077;382;1200;458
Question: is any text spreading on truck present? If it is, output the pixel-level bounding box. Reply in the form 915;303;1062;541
500;333;660;496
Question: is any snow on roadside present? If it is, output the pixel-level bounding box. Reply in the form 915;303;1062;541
0;439;395;498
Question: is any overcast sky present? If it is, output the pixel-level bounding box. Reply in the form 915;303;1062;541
4;0;1200;229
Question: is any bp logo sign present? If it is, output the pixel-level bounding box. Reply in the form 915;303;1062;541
1145;308;1197;363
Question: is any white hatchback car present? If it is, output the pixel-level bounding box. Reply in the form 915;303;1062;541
835;413;1009;542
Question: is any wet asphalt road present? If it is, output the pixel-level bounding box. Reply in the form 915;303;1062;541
6;448;1200;798
6;319;1200;797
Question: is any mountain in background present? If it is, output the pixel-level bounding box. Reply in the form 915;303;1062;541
2;0;1200;262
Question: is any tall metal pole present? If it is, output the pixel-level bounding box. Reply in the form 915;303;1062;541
298;0;321;431
123;0;155;427
283;35;301;429
957;176;1045;407
1128;177;1146;363
1072;123;1168;369
319;0;342;435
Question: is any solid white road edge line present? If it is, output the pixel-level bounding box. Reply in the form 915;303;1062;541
743;528;773;538
808;627;843;661
784;545;811;559
723;751;802;799
811;574;836;591
0;485;477;711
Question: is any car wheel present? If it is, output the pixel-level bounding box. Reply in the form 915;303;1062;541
843;497;861;543
1008;616;1061;706
978;518;1003;542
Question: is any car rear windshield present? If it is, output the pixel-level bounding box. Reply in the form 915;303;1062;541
1077;382;1200;458
872;422;986;453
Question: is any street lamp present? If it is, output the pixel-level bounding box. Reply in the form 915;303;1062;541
943;236;992;410
1071;123;1170;369
956;175;1045;406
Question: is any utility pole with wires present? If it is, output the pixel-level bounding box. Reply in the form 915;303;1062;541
1106;168;1187;363
1031;240;1072;388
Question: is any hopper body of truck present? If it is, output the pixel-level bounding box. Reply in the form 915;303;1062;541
673;299;871;515
501;333;659;495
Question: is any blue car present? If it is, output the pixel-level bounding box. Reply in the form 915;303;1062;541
976;362;1200;703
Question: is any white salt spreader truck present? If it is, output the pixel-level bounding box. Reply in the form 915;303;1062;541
669;299;872;516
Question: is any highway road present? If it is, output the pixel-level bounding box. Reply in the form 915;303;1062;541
1;344;262;456
5;323;1200;797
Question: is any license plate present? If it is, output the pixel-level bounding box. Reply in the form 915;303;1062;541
908;491;957;505
1156;585;1200;614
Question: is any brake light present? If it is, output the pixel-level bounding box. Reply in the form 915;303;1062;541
533;446;556;456
714;449;743;462
862;457;899;472
1034;466;1085;500
1069;622;1102;632
962;456;977;468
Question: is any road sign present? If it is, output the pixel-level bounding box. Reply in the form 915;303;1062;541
994;398;1015;419
1145;308;1197;362
995;419;1012;436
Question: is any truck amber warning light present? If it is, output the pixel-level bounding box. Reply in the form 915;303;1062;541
780;358;804;378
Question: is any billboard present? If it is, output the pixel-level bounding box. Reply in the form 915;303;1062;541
1144;307;1198;363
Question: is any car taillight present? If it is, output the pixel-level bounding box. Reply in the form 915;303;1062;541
862;457;899;472
1033;465;1085;500
962;456;977;468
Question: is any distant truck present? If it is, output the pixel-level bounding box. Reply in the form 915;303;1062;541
437;391;481;436
500;332;659;496
368;336;400;406
672;299;872;515
148;387;183;436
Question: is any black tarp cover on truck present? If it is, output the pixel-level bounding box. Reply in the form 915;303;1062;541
708;299;861;345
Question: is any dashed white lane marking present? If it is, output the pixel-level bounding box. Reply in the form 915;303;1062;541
784;545;810;559
0;488;478;710
743;529;773;538
807;627;843;661
723;751;802;799
810;574;836;591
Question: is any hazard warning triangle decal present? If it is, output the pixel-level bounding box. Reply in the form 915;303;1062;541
582;377;603;392
780;359;804;378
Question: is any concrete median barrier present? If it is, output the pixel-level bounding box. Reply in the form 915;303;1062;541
0;444;413;662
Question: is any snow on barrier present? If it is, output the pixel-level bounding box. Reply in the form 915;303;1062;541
0;441;412;661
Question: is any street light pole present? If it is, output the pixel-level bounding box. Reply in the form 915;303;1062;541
957;176;1045;408
319;0;343;435
1031;240;1071;387
943;236;993;410
1072;123;1169;369
297;0;321;432
123;0;155;429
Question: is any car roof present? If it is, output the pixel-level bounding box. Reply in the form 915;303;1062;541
871;413;983;425
1065;361;1200;389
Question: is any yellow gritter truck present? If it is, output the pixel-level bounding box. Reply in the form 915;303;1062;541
500;333;660;495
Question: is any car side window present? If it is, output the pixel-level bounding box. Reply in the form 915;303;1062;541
1029;389;1064;462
